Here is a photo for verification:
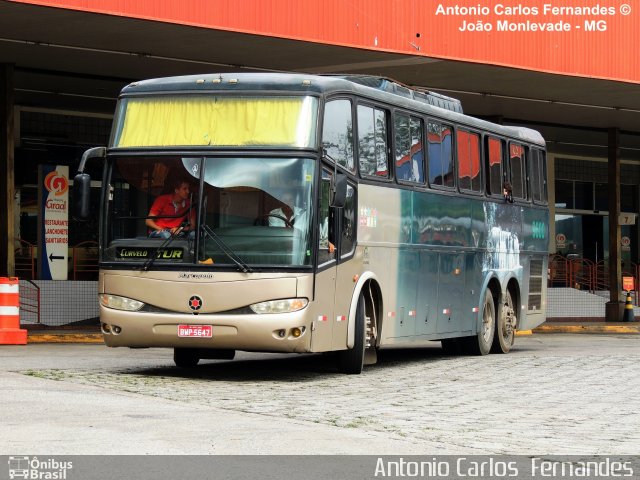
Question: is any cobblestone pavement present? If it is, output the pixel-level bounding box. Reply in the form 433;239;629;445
7;334;639;455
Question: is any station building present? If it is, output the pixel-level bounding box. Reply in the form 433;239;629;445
0;0;639;324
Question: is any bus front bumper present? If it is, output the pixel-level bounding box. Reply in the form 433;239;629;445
99;305;312;353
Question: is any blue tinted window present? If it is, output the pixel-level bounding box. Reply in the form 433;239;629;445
428;121;454;188
395;113;424;183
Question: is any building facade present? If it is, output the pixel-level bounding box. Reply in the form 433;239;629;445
1;0;639;323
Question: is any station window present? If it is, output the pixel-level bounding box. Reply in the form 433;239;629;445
555;180;574;209
457;129;481;193
595;182;608;211
357;105;389;178
394;113;424;184
574;181;593;210
428;121;454;188
622;185;638;213
322;99;355;173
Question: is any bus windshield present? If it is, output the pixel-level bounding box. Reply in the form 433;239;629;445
110;96;318;148
104;155;316;268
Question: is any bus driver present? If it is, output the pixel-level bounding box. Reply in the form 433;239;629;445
146;179;196;238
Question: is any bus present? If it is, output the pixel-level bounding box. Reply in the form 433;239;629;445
74;73;549;374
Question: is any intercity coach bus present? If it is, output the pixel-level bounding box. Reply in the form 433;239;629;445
74;73;549;374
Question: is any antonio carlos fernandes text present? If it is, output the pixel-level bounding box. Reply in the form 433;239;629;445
374;457;634;477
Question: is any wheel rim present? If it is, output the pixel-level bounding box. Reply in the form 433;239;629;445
365;318;373;349
481;293;494;343
501;292;516;343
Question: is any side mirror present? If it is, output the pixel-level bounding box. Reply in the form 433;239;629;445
331;174;347;208
73;146;106;221
73;173;91;220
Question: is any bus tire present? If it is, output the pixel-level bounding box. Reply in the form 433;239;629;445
336;294;366;374
492;290;516;354
174;348;200;368
463;288;495;356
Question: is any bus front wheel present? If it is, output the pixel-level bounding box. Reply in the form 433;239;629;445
336;294;367;374
174;348;200;368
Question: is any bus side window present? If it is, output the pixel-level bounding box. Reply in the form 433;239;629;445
509;142;526;199
531;149;547;204
540;150;548;202
318;169;335;264
486;137;503;196
428;121;454;188
394;113;424;184
357;105;389;178
457;129;481;193
322;99;355;173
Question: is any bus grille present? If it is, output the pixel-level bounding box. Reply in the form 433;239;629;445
528;258;544;311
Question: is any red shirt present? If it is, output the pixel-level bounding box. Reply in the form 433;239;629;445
149;194;192;230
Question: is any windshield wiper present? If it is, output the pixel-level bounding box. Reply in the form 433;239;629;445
200;224;253;273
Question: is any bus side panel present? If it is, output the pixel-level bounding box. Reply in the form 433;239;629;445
309;267;336;352
461;251;482;334
520;206;550;330
416;249;439;336
357;184;398;344
414;191;472;336
393;248;419;337
482;200;525;308
436;252;465;334
330;249;363;351
462;200;488;334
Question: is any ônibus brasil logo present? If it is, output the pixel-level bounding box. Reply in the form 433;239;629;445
44;171;69;196
8;456;73;479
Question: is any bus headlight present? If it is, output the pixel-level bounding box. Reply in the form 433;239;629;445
250;298;308;314
99;294;144;311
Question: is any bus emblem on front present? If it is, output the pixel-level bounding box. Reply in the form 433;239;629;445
188;295;203;312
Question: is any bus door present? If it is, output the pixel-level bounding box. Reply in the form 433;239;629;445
331;180;358;351
311;168;337;352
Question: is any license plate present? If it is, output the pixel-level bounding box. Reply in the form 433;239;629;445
178;325;212;338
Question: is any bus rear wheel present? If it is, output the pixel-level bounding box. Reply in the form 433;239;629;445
174;348;200;368
492;290;516;353
337;294;367;374
463;289;495;355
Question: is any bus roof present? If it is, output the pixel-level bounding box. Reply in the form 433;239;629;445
121;72;545;147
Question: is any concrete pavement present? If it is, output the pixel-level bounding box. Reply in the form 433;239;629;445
1;335;639;455
0;344;449;455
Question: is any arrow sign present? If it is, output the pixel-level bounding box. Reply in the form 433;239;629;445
49;253;64;261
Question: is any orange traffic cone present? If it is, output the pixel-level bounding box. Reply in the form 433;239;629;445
622;291;635;323
0;277;27;344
